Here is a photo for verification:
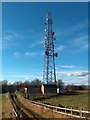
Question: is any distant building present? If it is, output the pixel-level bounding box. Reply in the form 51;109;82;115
41;84;57;94
27;85;42;94
57;86;65;93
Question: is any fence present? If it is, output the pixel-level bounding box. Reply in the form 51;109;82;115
17;91;90;119
26;99;90;119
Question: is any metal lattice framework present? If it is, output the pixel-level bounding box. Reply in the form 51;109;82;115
43;12;58;84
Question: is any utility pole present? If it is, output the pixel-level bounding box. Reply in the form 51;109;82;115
43;12;58;84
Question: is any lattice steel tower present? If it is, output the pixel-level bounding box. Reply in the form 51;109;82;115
43;12;58;84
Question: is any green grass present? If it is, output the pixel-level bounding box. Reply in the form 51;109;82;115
40;90;89;111
0;94;2;119
0;94;6;114
2;94;6;106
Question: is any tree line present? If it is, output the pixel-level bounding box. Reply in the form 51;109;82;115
0;79;64;93
0;79;87;93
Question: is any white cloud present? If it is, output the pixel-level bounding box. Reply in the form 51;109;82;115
72;35;88;52
61;35;88;53
3;35;14;49
0;37;2;51
73;35;88;47
56;70;89;85
56;20;88;53
3;70;89;85
56;70;89;77
14;51;43;58
25;52;37;57
2;30;22;49
29;39;44;48
3;74;43;83
64;79;88;86
56;45;64;51
14;52;21;58
59;65;82;69
3;29;43;50
56;20;87;37
67;22;87;35
67;72;89;77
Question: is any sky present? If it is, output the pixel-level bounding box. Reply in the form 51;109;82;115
1;2;89;85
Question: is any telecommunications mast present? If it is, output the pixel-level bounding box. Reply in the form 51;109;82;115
43;12;58;84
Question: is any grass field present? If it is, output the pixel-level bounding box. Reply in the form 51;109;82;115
0;94;2;120
39;90;89;111
2;94;6;106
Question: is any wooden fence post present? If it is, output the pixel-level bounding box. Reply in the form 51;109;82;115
64;106;67;117
65;106;66;114
71;107;72;117
80;107;82;118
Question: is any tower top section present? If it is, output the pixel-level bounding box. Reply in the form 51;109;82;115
45;12;53;25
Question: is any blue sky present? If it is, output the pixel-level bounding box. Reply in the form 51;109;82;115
2;2;88;85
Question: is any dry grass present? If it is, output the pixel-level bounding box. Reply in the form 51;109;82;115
40;90;89;111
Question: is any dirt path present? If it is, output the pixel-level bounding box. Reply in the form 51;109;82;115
10;93;42;120
16;93;69;118
2;93;16;119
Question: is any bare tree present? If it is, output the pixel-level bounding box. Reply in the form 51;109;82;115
1;80;8;93
31;79;42;86
57;79;64;87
